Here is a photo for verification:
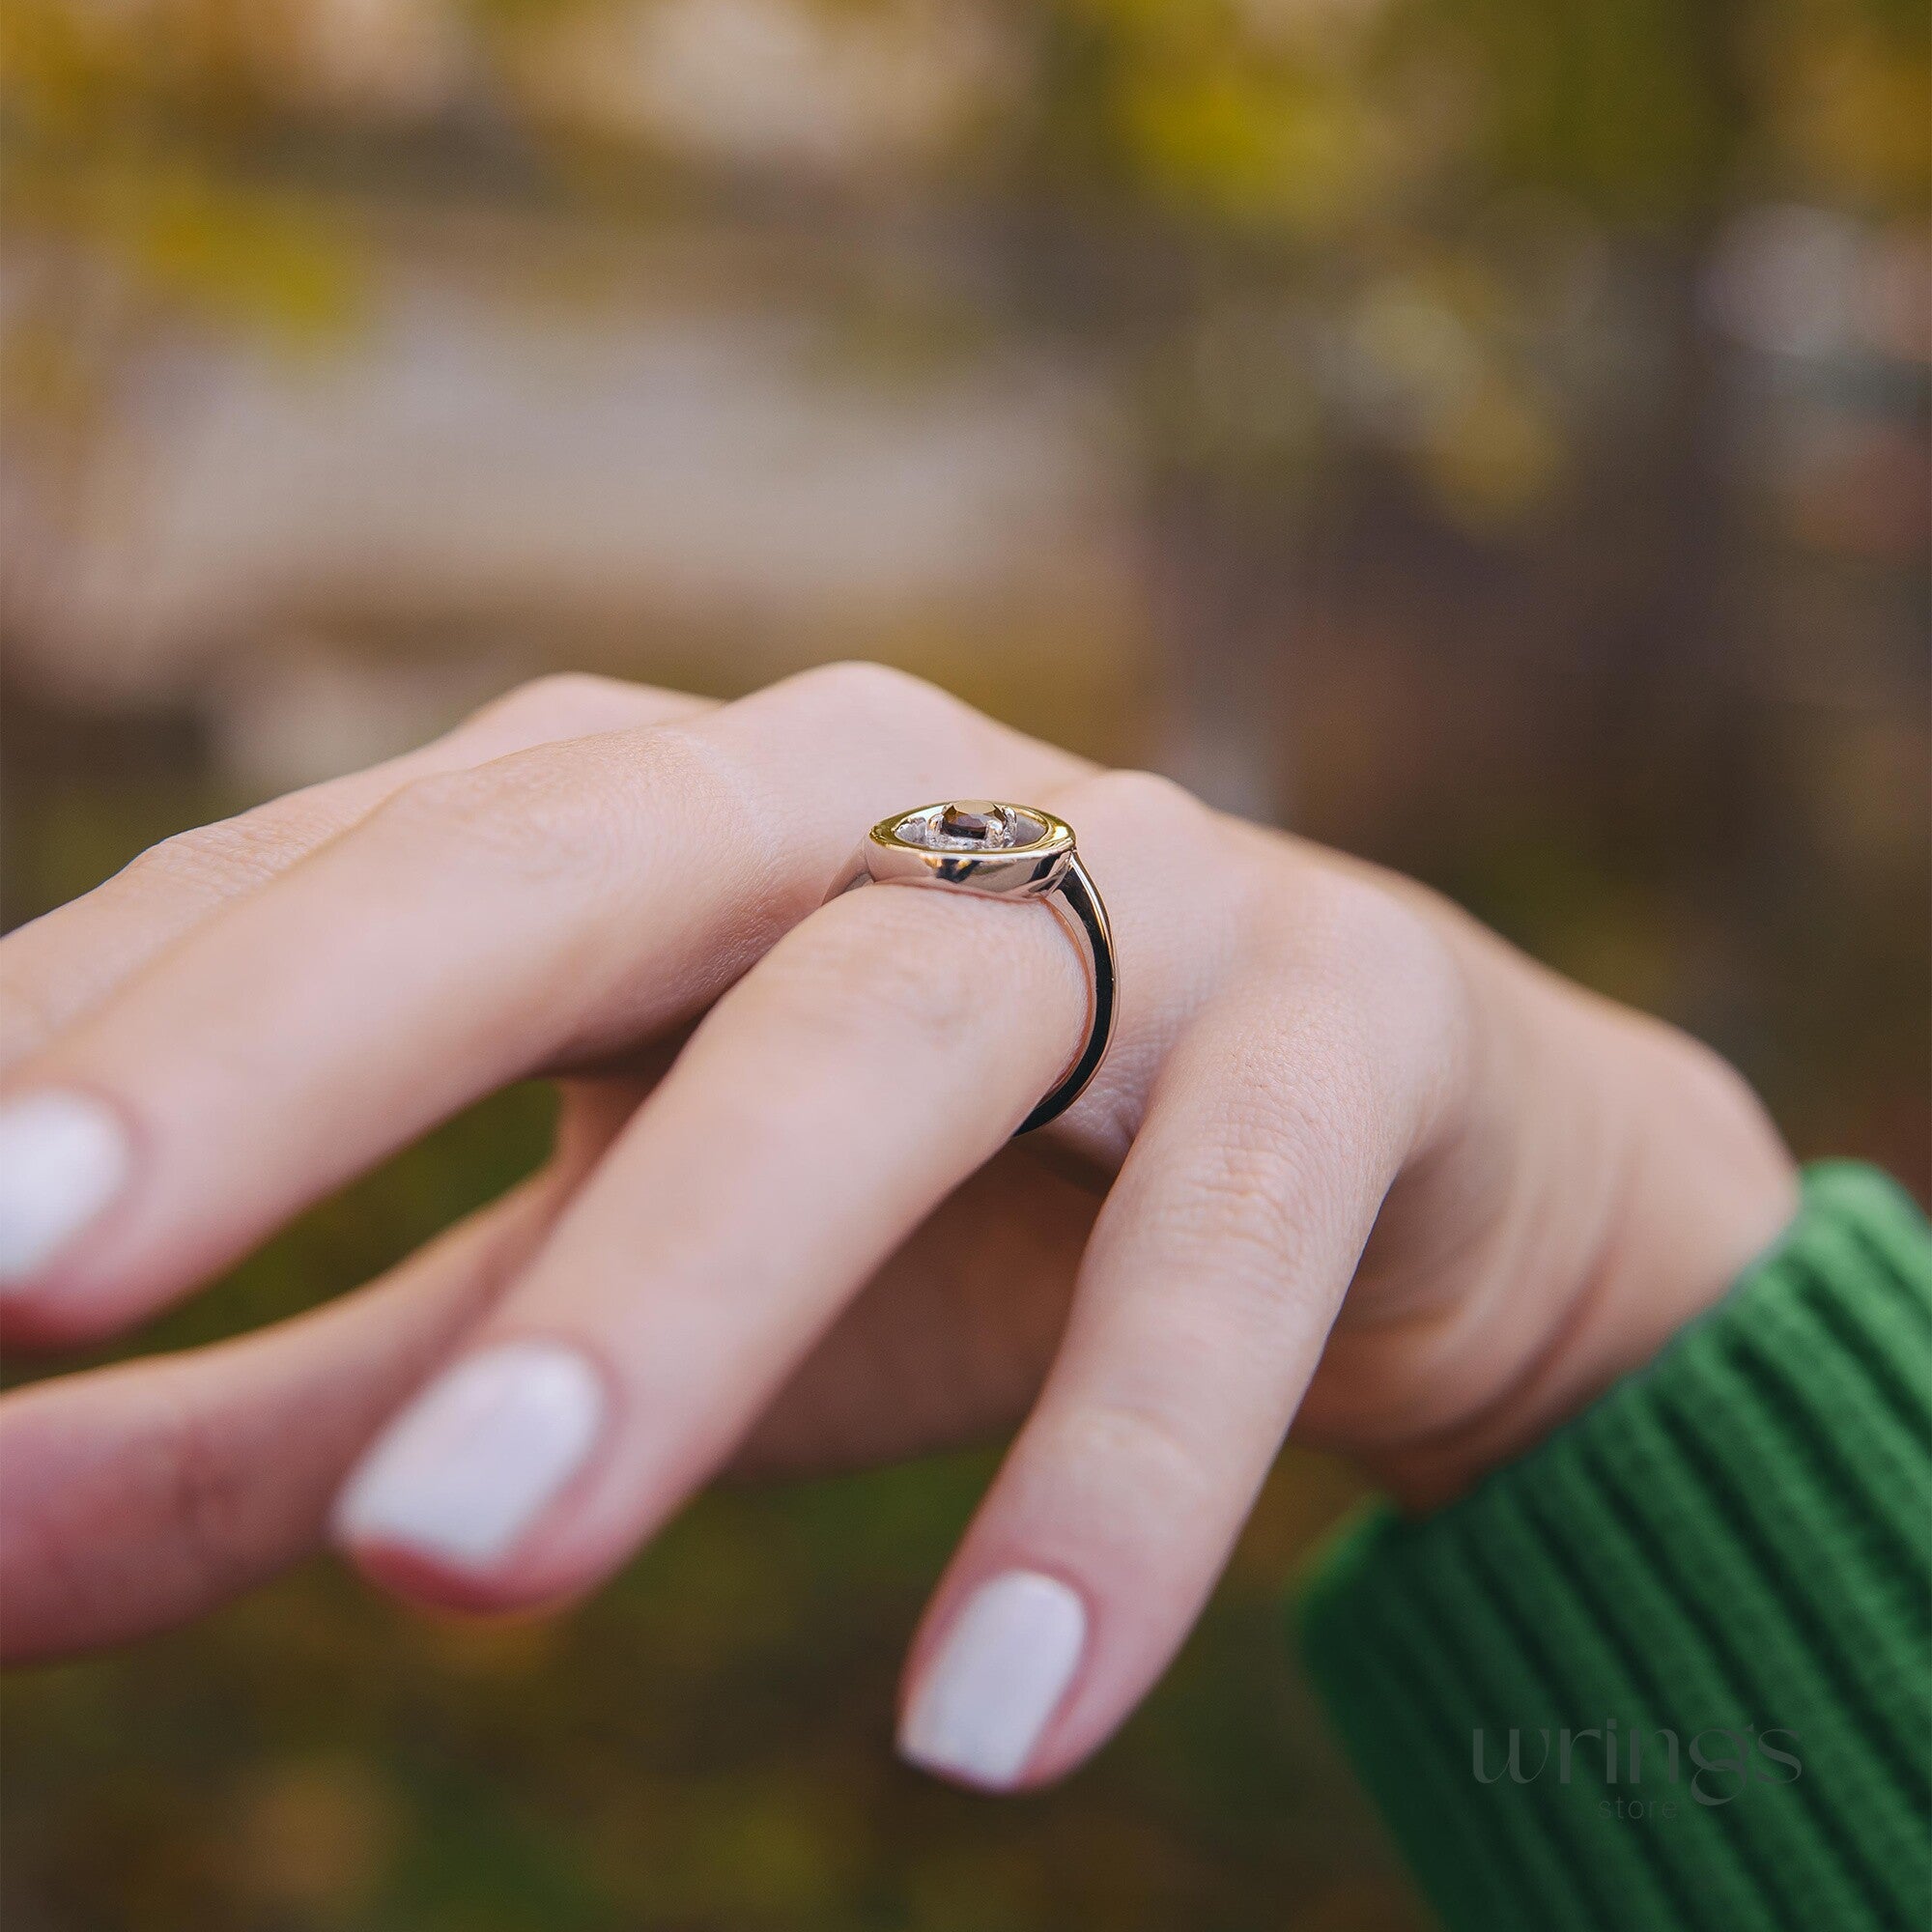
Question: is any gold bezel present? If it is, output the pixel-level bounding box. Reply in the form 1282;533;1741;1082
829;796;1116;1131
865;800;1075;898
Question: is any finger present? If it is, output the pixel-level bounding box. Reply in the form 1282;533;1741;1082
0;674;707;1069
731;1146;1097;1479
0;1057;662;1660
0;1138;1088;1663
0;664;1086;1341
0;1172;568;1663
330;769;1224;1611
329;872;1094;1610
896;890;1463;1790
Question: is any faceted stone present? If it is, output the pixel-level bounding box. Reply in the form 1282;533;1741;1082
897;801;1045;851
940;804;1004;843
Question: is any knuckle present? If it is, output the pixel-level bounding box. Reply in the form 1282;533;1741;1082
1174;1132;1355;1336
374;749;620;883
160;1399;264;1593
1261;992;1407;1161
1663;1029;1760;1112
1642;1020;1786;1161
1066;766;1211;838
1251;869;1462;1065
468;671;639;734
1281;868;1427;969
776;659;966;735
1168;1116;1312;1279
119;809;309;899
10;1386;270;1629
1161;1004;1392;1283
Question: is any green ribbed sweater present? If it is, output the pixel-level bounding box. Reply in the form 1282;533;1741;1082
1296;1164;1932;1932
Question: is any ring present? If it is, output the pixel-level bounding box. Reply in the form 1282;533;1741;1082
829;800;1117;1134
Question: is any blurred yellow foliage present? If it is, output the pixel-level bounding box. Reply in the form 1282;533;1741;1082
1766;8;1931;208
0;0;1922;530
1121;59;1383;231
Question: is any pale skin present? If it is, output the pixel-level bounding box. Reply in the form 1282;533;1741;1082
0;663;1797;1788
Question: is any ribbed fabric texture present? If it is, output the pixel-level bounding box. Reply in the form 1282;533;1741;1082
1296;1163;1932;1932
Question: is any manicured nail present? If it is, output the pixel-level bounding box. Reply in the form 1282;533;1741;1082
334;1343;605;1570
0;1093;131;1287
899;1571;1087;1788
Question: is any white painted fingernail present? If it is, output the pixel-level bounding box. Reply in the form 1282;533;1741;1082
334;1343;605;1570
899;1571;1087;1788
0;1093;131;1287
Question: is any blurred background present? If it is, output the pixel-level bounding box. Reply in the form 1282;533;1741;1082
1;0;1926;1925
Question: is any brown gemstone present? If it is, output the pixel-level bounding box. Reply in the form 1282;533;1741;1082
896;801;1048;852
939;803;1006;843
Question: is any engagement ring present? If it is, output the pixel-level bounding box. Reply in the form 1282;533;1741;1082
831;801;1117;1133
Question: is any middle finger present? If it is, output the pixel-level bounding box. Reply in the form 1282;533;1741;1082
333;877;1090;1605
330;766;1228;1610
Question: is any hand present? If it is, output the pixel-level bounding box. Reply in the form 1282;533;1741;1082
0;664;1795;1789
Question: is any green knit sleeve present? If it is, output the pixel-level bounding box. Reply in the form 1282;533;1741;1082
1295;1162;1932;1932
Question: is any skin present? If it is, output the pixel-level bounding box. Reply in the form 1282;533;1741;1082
0;663;1798;1787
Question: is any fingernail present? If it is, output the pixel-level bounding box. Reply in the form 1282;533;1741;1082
0;1093;131;1287
334;1343;605;1570
899;1571;1087;1788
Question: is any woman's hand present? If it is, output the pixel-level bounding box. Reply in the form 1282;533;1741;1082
0;665;1795;1789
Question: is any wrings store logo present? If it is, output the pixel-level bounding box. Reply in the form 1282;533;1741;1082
1473;1721;1803;1816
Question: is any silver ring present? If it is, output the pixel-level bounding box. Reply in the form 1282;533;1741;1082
828;800;1117;1133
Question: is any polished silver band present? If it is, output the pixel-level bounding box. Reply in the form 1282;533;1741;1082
828;800;1117;1134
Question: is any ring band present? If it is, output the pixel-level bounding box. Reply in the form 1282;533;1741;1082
828;800;1117;1134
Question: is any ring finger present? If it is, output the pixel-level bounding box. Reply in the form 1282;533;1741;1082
330;768;1220;1607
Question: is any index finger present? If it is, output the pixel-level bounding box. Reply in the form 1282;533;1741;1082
0;674;708;1068
0;665;1087;1342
